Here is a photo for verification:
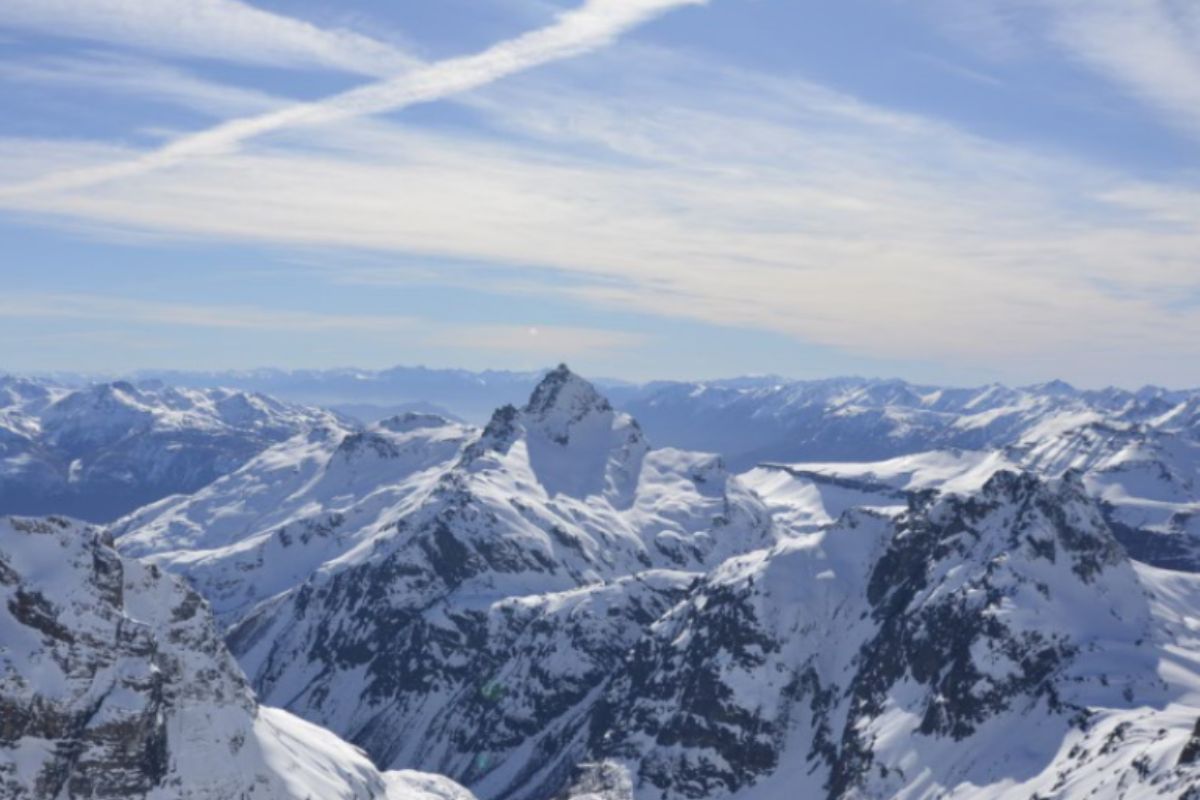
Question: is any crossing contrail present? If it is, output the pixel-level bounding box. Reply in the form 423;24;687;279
0;0;704;198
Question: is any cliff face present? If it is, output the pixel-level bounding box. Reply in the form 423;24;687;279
0;514;474;800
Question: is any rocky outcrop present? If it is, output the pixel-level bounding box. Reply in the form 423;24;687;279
577;472;1200;800
0;514;474;800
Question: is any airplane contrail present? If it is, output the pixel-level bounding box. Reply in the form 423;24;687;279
0;0;704;198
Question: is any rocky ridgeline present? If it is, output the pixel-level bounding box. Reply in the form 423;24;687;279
108;367;1200;800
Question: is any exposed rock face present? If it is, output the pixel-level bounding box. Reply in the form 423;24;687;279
575;471;1200;800
0;514;475;800
0;516;251;799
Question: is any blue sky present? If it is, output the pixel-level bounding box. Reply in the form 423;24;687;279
1;0;1199;387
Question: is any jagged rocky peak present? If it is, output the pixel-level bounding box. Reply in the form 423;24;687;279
495;363;646;453
524;364;615;438
464;365;647;499
471;402;523;456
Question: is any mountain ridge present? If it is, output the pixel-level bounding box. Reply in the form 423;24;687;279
0;377;346;522
110;366;1200;799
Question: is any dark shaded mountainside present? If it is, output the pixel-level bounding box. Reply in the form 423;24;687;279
110;367;1200;800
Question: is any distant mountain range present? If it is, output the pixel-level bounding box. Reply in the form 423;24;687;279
37;364;1191;425
8;366;1200;526
0;376;343;522
128;366;581;423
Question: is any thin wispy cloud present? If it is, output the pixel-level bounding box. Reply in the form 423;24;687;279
0;0;414;76
2;0;1199;384
4;47;1197;382
926;0;1200;143
0;293;418;333
0;294;645;363
0;0;703;198
1044;0;1200;141
0;54;282;118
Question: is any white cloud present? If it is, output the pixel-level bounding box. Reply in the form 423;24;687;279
925;0;1200;142
2;7;1200;385
0;0;414;76
1039;0;1200;140
0;293;418;333
0;0;703;198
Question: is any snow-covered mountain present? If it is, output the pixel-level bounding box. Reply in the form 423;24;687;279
114;367;775;796
567;470;1200;799
0;377;345;523
113;367;1200;800
129;366;557;423
0;514;473;800
621;376;1200;471
735;427;1200;574
625;375;1200;571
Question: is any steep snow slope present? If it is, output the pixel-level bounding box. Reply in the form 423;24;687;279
0;514;473;800
0;379;344;522
566;472;1200;800
741;450;1017;533
113;413;475;623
